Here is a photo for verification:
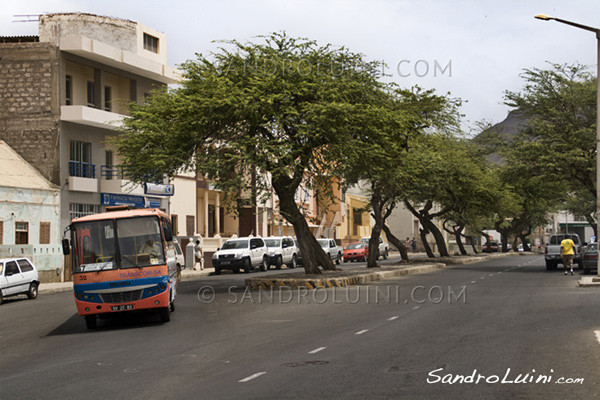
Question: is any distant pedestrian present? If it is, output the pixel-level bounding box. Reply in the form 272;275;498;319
405;237;411;250
560;236;575;275
194;239;204;270
411;237;417;252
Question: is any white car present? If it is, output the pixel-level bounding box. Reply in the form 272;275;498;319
0;257;40;304
173;239;185;270
317;238;343;265
264;236;299;269
212;237;269;275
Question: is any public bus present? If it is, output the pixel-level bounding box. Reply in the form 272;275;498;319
63;206;178;329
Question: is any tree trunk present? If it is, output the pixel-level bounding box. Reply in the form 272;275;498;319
419;227;435;258
382;224;409;261
405;200;449;257
465;235;479;254
274;181;335;274
367;191;385;268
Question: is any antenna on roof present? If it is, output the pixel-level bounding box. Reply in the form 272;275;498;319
13;15;39;23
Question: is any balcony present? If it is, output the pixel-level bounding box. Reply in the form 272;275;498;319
68;161;97;192
100;166;144;195
61;105;125;130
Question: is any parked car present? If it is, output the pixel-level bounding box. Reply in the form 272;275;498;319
293;239;303;266
212;237;269;275
360;236;389;260
317;238;343;265
264;236;299;269
581;242;598;275
483;241;499;252
173;239;185;269
343;242;368;262
0;257;40;305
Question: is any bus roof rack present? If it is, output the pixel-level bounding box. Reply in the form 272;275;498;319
106;205;132;212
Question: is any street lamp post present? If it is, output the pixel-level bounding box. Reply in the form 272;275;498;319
535;14;600;278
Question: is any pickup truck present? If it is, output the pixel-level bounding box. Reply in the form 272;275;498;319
317;238;343;265
544;233;583;270
360;236;390;260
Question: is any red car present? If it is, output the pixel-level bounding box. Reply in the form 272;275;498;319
343;242;369;262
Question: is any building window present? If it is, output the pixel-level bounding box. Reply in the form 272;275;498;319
186;215;195;236
171;215;178;236
104;86;112;111
143;33;159;53
70;140;94;178
39;222;51;244
65;75;72;105
15;221;29;245
87;81;95;107
69;204;100;221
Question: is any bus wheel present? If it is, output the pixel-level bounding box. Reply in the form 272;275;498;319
159;306;171;322
85;314;97;329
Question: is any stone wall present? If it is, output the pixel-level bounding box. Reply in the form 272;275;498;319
0;42;61;185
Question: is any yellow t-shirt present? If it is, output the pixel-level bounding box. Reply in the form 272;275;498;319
561;238;575;255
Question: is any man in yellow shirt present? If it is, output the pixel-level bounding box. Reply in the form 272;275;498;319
560;236;576;275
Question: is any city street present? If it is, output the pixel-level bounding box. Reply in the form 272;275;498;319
1;254;599;399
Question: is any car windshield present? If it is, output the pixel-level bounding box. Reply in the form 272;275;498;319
317;239;328;248
71;216;165;272
222;240;248;250
347;243;364;249
264;239;281;248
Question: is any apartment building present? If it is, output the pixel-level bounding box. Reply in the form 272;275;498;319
0;13;179;280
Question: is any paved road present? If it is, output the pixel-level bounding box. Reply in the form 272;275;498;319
1;254;598;399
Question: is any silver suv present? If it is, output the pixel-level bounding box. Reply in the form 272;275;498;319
0;257;40;304
212;237;269;275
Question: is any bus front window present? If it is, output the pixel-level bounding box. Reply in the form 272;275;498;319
72;220;117;273
117;217;165;268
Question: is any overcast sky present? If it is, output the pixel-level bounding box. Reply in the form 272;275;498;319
2;0;599;135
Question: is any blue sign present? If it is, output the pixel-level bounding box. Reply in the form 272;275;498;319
101;193;163;209
144;183;174;196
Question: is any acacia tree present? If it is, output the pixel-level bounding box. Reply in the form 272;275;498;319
114;33;396;274
504;63;597;236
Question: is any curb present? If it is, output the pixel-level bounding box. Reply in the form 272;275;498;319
578;276;600;287
244;263;445;290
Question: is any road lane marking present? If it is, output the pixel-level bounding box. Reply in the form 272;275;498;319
355;329;369;335
388;316;399;321
412;306;420;310
595;331;600;346
471;281;477;284
309;347;327;354
239;372;266;382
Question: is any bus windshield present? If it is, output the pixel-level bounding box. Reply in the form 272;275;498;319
72;216;165;272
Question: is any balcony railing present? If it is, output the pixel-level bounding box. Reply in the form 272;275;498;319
69;161;95;179
101;165;127;180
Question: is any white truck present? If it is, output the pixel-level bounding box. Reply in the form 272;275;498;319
361;236;389;260
544;233;583;270
317;238;343;265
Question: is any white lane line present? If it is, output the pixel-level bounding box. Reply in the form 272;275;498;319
239;372;267;383
388;316;399;321
355;329;369;335
309;347;327;354
595;331;600;346
471;281;477;284
412;306;420;310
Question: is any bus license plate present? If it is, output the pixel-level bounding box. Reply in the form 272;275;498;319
111;304;134;311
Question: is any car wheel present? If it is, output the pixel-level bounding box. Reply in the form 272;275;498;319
584;267;590;275
336;252;341;265
261;256;269;272
290;255;297;269
0;289;3;305
383;250;388;260
545;261;557;271
159;306;171;322
214;267;221;275
275;256;283;270
85;314;97;329
243;258;251;273
27;282;38;299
